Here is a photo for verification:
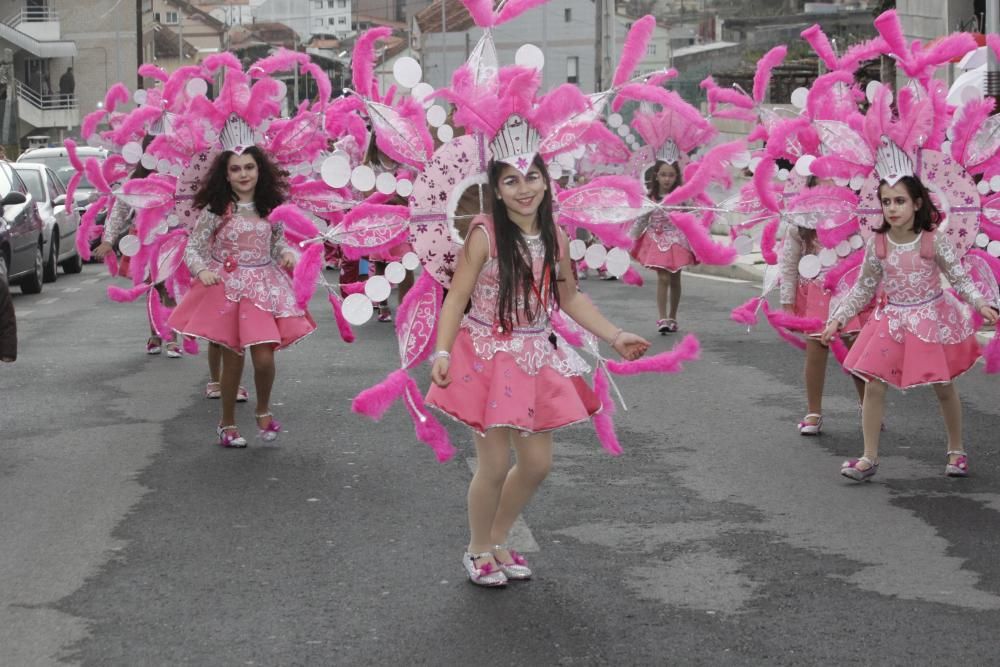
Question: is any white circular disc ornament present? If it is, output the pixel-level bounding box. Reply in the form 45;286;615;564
548;162;563;180
798;254;822;279
376;171;397;195
342;293;374;325
616;125;629;137
122;141;143;164
364;275;392;302
86;134;102;147
169;163;184;177
118;234;141;257
604;247;631;277
412;82;434;105
990;176;1000;193
989;240;1000;258
941;140;952;155
975;232;990;248
515;44;545;70
731;151;752;169
395;178;414;198
777;168;790;181
865;80;884;104
557;152;576;169
607;113;624;128
569;239;587;260
584;243;608;269
140;153;158;170
835;240;852;257
426;105;447;128
402;252;420;271
186;78;208;97
834;176;850;187
133;89;147;105
977;180;991;195
790;87;809;109
794;154;815;176
850;234;864;250
384;261;407;284
351;165;377;192
960;84;983;103
849;174;866;191
818;248;838;267
733;235;754;255
393;57;423;88
156;158;172;173
321;155;352;188
436;125;454;142
748;156;762;173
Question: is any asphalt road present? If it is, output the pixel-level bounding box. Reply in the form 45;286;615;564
2;262;999;666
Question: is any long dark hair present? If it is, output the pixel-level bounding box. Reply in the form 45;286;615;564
876;175;940;234
488;154;560;332
193;146;287;217
646;160;682;201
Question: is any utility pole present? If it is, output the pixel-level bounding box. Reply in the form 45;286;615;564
595;0;603;92
987;0;1000;110
601;0;616;91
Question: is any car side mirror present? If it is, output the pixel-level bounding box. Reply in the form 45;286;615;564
54;194;66;206
1;191;26;207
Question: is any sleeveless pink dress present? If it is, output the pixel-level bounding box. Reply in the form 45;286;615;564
168;203;316;353
426;217;601;435
830;231;984;388
631;208;697;273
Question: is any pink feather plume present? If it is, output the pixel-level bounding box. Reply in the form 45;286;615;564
352;27;392;98
328;290;356;343
495;0;551;25
352;369;410;421
801;25;838;69
292;243;324;309
107;283;150;303
731;296;764;326
753;45;787;103
759;218;780;265
670;212;736;266
591;367;621;456
606;333;701;376
460;0;495;27
824;249;864;291
614;15;656;88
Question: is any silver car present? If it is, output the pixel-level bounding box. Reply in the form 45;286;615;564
13;163;82;282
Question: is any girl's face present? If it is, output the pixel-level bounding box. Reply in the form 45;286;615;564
656;163;679;194
879;182;919;232
226;153;259;200
497;163;547;222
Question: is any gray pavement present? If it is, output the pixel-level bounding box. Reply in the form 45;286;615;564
2;261;1000;666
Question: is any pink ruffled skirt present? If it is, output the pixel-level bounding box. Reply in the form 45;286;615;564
631;236;696;273
843;320;980;389
795;281;868;336
425;328;601;435
168;281;316;353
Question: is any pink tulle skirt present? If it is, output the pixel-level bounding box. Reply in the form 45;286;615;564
168;281;316;353
844;319;981;389
631;237;696;273
426;329;601;435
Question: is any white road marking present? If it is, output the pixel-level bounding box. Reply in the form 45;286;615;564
60;287;81;293
685;272;751;284
37;298;59;305
16;310;32;317
465;458;540;552
81;277;100;284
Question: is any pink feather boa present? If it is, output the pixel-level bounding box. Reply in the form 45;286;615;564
292;243;324;309
606;333;701;375
327;290;356;343
731;296;764;326
670;212;737;266
759;218;780;266
591;367;621;455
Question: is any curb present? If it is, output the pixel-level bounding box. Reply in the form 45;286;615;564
687;260;765;283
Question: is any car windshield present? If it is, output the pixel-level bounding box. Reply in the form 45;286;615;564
15;169;45;203
21;156;92;189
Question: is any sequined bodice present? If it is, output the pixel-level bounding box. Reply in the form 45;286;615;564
211;213;274;266
642;208;689;251
467;234;549;329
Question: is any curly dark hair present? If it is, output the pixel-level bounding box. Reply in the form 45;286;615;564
193;146;287;217
488;155;560;333
876;176;940;234
646;160;682;201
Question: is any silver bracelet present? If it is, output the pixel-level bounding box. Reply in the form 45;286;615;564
430;350;451;363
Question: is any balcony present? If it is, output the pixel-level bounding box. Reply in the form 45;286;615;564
15;80;78;130
0;8;76;58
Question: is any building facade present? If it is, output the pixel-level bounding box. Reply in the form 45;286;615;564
253;0;353;40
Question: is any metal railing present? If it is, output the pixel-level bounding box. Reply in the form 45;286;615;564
4;7;60;28
15;79;76;110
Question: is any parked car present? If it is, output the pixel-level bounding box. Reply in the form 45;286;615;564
0;160;44;293
13;162;82;282
17;145;107;259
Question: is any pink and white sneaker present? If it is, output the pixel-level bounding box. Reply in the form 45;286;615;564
946;451;969;477
841;456;878;481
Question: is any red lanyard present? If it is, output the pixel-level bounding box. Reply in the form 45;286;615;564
529;265;552;316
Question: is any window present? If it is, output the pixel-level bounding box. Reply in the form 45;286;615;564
338;16;346;24
314;18;323;26
564;8;571;21
566;56;579;84
647;43;656;56
328;17;336;24
16;169;44;203
337;0;347;7
153;12;159;22
327;0;335;6
164;11;178;25
314;1;323;7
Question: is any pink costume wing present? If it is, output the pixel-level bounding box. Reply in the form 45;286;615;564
395;270;443;370
365;101;432;168
814;120;875;166
331;202;410;259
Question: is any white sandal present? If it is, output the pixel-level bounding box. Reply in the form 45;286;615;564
798;413;823;436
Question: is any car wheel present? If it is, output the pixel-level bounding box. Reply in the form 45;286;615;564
61;248;83;274
20;242;44;294
43;232;58;283
0;252;7;281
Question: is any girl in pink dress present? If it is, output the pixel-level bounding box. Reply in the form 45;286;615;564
168;147;316;447
426;154;649;586
631;160;695;334
821;175;999;480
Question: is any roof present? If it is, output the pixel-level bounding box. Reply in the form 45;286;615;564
414;0;478;34
153;24;200;59
671;41;740;58
228;22;298;49
163;0;226;31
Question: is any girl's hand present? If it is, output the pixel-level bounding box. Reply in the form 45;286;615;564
612;331;650;361
279;251;296;270
198;270;220;286
430;356;451;387
92;241;114;260
980;305;1000;325
819;320;841;345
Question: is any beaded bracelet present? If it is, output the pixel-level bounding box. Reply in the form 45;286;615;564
430;350;451;363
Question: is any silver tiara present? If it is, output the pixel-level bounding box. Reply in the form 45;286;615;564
149;111;176;137
219;113;256;155
656;139;680;165
489;114;540;174
874;135;913;186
